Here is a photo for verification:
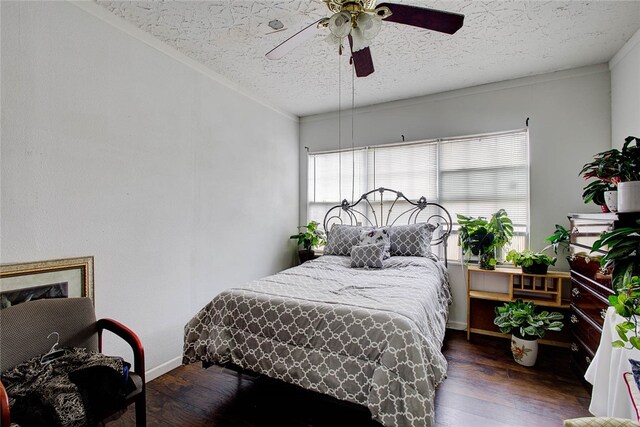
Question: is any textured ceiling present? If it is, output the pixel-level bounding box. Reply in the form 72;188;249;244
97;1;640;117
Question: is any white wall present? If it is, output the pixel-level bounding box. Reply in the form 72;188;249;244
1;1;299;379
299;65;611;329
611;28;640;149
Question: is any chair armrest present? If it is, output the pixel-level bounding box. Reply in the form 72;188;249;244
96;318;145;384
1;379;10;427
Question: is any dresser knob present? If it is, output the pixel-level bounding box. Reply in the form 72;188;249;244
601;309;607;320
572;288;581;298
586;356;592;364
571;343;579;352
570;314;579;324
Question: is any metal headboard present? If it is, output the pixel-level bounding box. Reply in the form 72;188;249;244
322;187;452;266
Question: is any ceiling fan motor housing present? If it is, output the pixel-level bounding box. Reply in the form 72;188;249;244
324;0;378;14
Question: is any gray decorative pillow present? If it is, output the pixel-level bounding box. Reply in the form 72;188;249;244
350;243;385;269
359;227;391;259
389;223;437;257
325;224;371;256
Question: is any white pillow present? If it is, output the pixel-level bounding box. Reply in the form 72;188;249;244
359;227;391;259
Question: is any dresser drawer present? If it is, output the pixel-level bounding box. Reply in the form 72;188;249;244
571;305;603;355
571;277;610;328
571;333;595;375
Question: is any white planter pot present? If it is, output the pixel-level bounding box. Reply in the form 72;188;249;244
511;335;538;367
604;190;618;213
618;181;640;213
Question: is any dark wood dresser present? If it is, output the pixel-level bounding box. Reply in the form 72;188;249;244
568;212;638;377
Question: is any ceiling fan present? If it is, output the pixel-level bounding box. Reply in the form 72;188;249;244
265;0;464;78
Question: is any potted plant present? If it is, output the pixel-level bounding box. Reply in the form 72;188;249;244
580;144;623;212
545;224;571;255
592;218;640;288
506;250;556;275
494;299;564;366
617;136;640;213
580;136;640;212
290;220;326;263
457;209;513;270
609;275;640;351
581;180;617;212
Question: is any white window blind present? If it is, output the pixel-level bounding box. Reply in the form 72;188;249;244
307;129;529;261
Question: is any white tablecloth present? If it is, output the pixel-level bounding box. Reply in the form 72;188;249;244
585;306;640;420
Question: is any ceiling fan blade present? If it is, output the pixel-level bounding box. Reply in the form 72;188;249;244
348;35;374;78
266;18;329;60
377;3;464;35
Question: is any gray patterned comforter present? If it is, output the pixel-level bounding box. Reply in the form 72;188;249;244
183;255;450;427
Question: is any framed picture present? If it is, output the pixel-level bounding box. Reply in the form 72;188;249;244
0;256;94;309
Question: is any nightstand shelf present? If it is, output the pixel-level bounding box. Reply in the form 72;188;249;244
466;265;571;347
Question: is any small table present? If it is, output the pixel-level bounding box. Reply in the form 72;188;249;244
585;306;640;420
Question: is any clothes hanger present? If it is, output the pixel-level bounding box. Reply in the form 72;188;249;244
40;332;65;365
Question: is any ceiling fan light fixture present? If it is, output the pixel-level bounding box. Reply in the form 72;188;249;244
328;11;353;38
350;26;370;52
356;12;382;40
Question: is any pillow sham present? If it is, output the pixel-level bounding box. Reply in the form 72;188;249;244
350;243;385;269
389;223;437;257
359;227;391;259
324;224;372;256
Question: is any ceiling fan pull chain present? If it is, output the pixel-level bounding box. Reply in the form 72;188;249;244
338;49;342;200
351;61;356;203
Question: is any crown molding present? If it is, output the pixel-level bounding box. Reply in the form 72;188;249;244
300;63;609;123
609;27;640;70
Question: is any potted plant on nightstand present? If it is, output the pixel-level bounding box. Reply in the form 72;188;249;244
290;220;326;264
506;250;556;275
457;209;513;270
494;299;564;366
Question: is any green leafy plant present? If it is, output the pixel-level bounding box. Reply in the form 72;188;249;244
580;147;623;184
494;299;564;340
506;250;556;268
579;136;640;208
592;219;640;288
619;136;640;182
609;275;640;350
545;224;570;255
581;180;616;207
457;209;513;268
290;221;326;252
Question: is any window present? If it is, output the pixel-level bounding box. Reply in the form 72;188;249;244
307;129;529;261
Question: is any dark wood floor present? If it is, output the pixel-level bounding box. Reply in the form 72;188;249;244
109;330;592;426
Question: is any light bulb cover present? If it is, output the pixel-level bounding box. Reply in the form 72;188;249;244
350;26;371;52
356;12;382;40
328;11;353;38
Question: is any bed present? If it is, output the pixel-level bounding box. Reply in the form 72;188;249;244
183;188;452;427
